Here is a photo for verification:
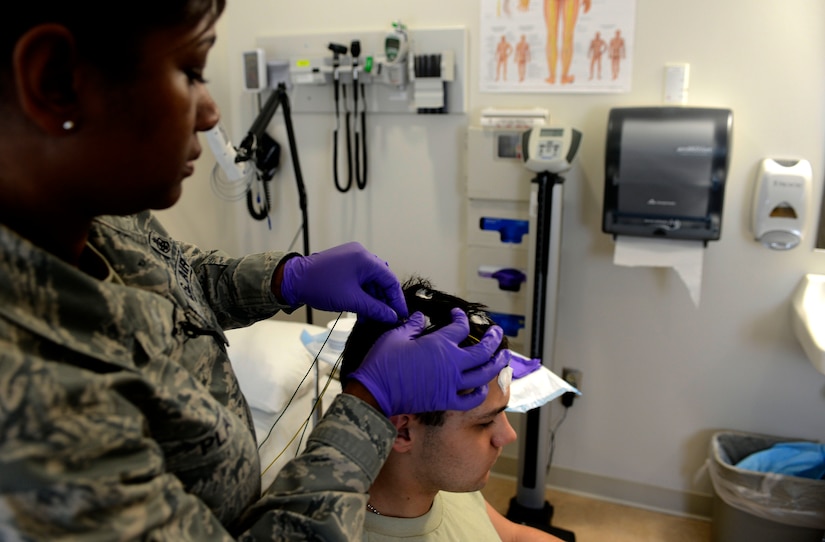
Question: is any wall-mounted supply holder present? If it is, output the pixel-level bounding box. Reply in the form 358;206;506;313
487;311;526;338
465;246;529;307
480;217;529;244
256;26;467;115
411;50;455;113
478;265;527;292
602;106;733;243
752;158;812;250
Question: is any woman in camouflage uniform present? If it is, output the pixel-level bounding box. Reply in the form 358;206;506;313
0;1;507;539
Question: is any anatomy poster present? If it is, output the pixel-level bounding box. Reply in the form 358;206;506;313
480;0;636;93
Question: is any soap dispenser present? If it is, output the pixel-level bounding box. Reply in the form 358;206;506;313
752;158;812;250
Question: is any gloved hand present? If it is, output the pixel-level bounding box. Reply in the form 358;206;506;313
510;354;541;378
350;309;507;416
280;242;408;323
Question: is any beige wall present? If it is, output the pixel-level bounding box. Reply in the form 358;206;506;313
158;0;825;516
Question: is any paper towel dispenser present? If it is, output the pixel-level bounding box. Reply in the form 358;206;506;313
602;106;733;242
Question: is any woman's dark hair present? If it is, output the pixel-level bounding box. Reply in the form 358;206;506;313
340;276;508;426
1;0;225;92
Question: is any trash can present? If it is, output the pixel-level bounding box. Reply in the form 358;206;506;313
708;431;825;542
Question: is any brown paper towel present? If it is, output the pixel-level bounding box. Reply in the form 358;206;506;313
613;236;705;307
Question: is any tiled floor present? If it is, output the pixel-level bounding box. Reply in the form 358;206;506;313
481;474;712;542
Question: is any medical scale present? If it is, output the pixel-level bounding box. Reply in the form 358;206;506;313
506;126;581;542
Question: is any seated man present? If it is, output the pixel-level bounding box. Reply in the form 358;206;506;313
341;277;564;541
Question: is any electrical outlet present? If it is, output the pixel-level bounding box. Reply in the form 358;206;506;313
562;368;582;390
561;368;582;408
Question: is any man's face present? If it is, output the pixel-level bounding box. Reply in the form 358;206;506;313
410;372;518;494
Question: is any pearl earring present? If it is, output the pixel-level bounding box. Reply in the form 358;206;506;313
62;120;75;131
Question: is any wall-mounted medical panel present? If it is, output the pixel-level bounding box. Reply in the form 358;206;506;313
466;126;533;201
467;199;531;248
256;27;467;115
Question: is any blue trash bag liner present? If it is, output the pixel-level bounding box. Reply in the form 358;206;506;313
736;442;825;480
709;431;825;530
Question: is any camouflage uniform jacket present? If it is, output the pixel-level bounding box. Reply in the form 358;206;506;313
0;212;395;540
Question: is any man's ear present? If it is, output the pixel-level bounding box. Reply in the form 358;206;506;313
388;414;416;453
12;24;81;134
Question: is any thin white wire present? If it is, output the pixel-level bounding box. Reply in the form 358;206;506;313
209;162;255;202
259;313;345;479
260;355;343;478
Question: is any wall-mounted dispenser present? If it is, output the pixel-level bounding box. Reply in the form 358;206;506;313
602;107;733;243
477;265;527;292
479;217;529;244
486;311;525;338
752;158;812;250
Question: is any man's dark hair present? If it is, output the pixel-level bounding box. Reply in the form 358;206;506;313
340;276;508;426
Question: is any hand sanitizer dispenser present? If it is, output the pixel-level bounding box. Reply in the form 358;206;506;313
752;158;812;250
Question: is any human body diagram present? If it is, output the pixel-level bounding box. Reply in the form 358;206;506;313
544;0;591;85
608;29;626;80
514;35;531;82
588;31;607;80
496;35;514;81
481;0;636;92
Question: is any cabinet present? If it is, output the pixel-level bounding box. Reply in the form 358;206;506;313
464;126;533;354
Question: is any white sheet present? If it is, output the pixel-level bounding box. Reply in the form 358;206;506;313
226;319;343;491
253;375;342;490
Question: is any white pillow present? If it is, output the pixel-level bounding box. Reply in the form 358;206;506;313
226;320;328;415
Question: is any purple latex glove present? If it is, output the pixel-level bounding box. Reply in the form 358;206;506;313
511;355;541;378
280;242;408;323
350;309;507;416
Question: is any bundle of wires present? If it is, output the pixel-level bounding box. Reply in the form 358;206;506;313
258;313;347;479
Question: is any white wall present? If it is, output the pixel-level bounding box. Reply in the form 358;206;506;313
159;0;825;515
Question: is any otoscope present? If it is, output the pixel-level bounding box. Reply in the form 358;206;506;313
329;42;353;193
350;39;368;190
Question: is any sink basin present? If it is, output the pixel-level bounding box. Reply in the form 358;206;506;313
791;274;825;375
